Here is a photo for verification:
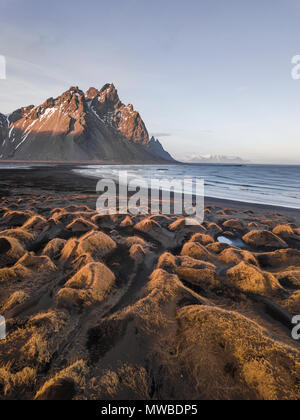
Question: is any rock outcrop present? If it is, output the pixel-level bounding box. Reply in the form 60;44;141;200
148;136;175;162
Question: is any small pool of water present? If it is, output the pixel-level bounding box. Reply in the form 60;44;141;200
217;236;246;248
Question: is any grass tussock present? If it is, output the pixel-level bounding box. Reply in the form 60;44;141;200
272;224;295;239
2;290;30;312
181;241;213;262
77;231;117;259
17;253;57;273
0;236;25;268
57;262;115;309
190;233;214;245
0;363;37;399
1;210;33;227
227;261;282;296
42;238;66;260
242;230;288;249
218;248;258;267
129;244;146;264
88;364;150;400
21;333;52;365
120;269;205;335
0;264;30;283
22;215;48;234
283;290;300;315
257;249;300;269
20;310;70;367
66;218;98;234
60;231;117;264
175;305;300;400
123;236;148;248
158;252;217;288
34;360;87;400
0;228;34;246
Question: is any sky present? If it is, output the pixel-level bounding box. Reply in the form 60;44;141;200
0;0;300;163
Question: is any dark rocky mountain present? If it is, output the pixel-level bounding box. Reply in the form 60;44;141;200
0;113;8;151
0;84;175;163
149;136;175;162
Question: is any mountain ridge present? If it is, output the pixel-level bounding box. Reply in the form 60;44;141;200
0;84;174;163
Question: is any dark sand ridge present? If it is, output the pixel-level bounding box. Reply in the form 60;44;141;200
0;165;300;400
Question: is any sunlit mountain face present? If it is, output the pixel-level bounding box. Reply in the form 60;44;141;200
0;84;174;163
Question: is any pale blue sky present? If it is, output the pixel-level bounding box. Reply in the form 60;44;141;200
0;0;300;163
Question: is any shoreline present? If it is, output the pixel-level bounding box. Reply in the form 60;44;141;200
1;160;300;166
0;165;299;223
0;166;299;222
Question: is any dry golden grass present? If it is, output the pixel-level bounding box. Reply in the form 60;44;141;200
2;290;30;311
0;253;57;283
181;241;213;262
223;219;245;232
206;241;230;254
158;252;217;287
87;364;149;400
21;333;52;365
157;252;177;273
0;201;299;401
227;261;282;296
57;262;115;309
0;363;36;398
242;230;288;249
168;218;187;232
282;290;300;315
257;249;300;269
176;266;216;287
272;224;295;238
219;248;258;266
120;215;134;227
2;210;33;226
60;238;79;263
135;218;176;248
175;305;300;400
17;253;57;273
66;218;98;234
135;218;161;233
0;236;25;268
123;236;148;248
22;215;48;234
20;310;70;367
0;264;30;283
34;360;87;400
29;310;70;332
118;269;207;337
129;244;146;265
206;222;223;237
190;233;214;245
42;238;66;260
275;269;300;288
0;228;34;246
77;231;116;260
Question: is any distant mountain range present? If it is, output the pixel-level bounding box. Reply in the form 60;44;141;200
0;83;175;163
182;154;248;164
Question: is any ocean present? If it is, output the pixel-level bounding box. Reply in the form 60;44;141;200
73;163;300;210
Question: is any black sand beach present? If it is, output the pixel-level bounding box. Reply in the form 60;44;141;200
0;165;300;400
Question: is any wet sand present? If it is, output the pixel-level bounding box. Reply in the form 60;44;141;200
0;165;299;223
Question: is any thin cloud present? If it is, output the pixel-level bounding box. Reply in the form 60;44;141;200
150;132;172;138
